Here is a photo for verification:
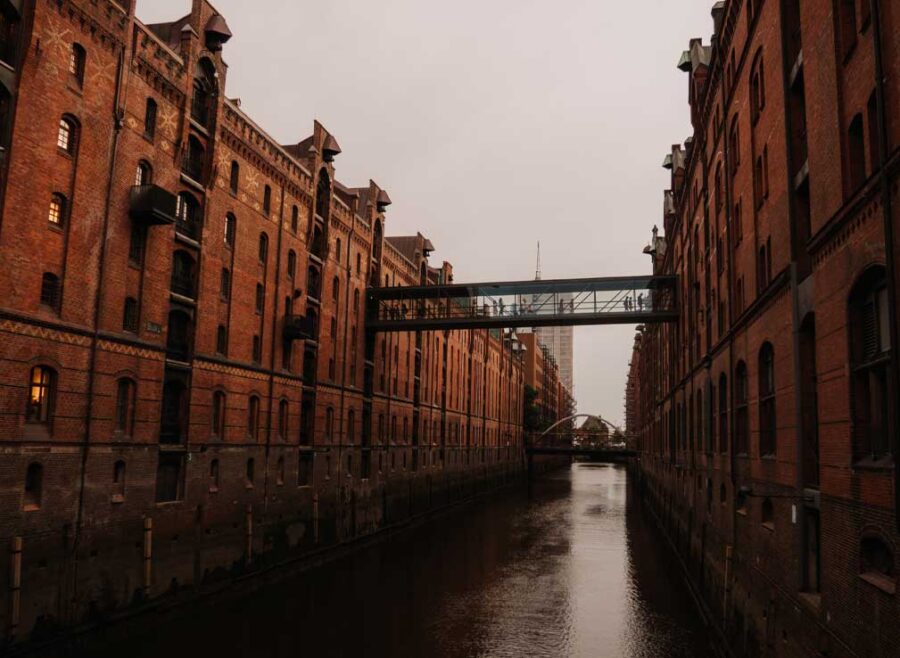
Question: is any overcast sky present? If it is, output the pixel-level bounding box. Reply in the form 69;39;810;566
140;0;715;426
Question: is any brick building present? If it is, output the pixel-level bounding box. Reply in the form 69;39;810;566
0;0;533;641
630;0;900;655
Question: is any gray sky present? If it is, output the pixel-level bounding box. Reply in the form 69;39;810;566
140;1;715;425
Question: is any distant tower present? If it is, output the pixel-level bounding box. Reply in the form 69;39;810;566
530;241;575;396
535;241;542;281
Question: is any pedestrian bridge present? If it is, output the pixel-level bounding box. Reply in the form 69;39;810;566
365;274;678;332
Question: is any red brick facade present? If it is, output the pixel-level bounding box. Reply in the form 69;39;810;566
0;0;531;641
631;1;900;655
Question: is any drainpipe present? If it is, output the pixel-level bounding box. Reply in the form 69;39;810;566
868;0;900;530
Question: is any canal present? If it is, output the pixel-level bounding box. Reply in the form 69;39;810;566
84;464;715;657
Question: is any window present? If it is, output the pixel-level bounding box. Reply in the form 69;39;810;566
175;193;200;240
112;460;126;502
278;399;288;440
347;409;355;444
220;268;231;301
735;361;749;454
263;185;272;216
135;161;152;186
761;497;774;530
40;273;61;311
191;59;216;127
298;452;313;487
287;250;296;279
144;98;157;139
123;297;139;332
291;205;299;233
252;335;261;363
714;163;723;212
211;391;225;438
332;277;340;302
216;325;228;356
729;115;740;175
129;225;146;265
183;136;205;182
48;193;66;226
245;458;255;488
353;289;360;313
23;463;43;510
750;51;765;125
839;0;858;60
733;197;743;244
209;459;220;492
759;342;776;457
248;395;260;440
255;283;264;314
356;253;361;274
718;374;728;453
849;267;891;461
860;535;895;592
57;117;76;154
171;250;196;298
282;337;292;371
848;113;866;193
325;407;334;441
258;233;268;264
229;161;239;195
224;213;236;248
114;378;135;436
69;43;85;87
335;238;342;262
155;453;184;503
276;456;285;485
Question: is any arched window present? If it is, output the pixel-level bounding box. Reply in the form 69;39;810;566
26;366;56;426
248;395;260;440
57;116;77;154
325;407;334;441
252;335;261;363
263;184;272;216
171;250;197;298
332;276;340;302
761;498;774;530
69;43;86;87
135;160;152;186
23;462;43;510
287;250;296;279
276;455;285;485
220;268;231;300
291;205;299;233
729;115;741;174
216;324;228;355
112;460;126;501
849;266;891;461
123;296;139;332
224;213;236;248
759;342;776;456
175;193;200;239
245;457;255;487
278;399;288;439
860;534;895;590
718;373;728;453
735;361;749;455
144;98;157;139
114;378;136;436
191;58;216;127
229;161;239;195
183;135;205;182
847;113;866;192
347;409;355;444
211;391;225;438
255;283;264;314
48;193;66;226
40;272;60;311
315;170;330;220
307;266;321;300
750;50;765;125
258;232;268;264
209;458;220;492
839;0;858;59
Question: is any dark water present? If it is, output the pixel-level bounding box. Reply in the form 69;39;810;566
88;464;714;658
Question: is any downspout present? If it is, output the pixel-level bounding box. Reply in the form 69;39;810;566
72;41;129;614
869;0;900;530
337;218;354;507
262;183;287;519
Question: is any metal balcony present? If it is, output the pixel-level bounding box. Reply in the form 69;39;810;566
130;185;178;226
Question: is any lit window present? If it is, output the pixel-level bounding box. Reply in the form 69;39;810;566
48;194;65;225
135;161;152;186
57;118;75;153
25;366;56;425
69;44;85;87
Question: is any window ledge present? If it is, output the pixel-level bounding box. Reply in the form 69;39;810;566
22;503;40;512
860;572;896;595
111;494;124;504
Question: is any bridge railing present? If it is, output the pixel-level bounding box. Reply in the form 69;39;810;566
366;275;677;332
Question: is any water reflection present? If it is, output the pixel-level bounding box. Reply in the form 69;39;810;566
84;464;713;658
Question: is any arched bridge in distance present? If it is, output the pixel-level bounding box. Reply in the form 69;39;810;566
527;413;637;464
